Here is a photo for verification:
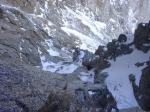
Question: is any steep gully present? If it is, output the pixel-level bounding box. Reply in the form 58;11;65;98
0;0;150;111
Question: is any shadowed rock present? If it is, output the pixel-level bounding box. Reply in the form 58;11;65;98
129;64;150;111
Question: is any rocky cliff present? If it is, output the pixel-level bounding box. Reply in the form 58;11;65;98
0;0;150;112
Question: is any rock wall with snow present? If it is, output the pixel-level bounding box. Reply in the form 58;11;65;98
0;0;150;52
0;0;150;111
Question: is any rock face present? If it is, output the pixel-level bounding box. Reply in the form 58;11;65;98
129;64;150;111
39;87;119;112
0;0;150;112
0;5;52;66
0;59;118;112
134;22;150;53
0;0;150;52
0;60;66;111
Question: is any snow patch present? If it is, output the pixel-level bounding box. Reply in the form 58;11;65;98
61;6;108;52
41;57;78;74
43;39;60;57
61;27;100;52
78;70;95;83
103;48;150;109
128;8;138;33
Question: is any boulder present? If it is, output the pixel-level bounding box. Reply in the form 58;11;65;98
95;45;106;58
119;44;133;55
135;62;145;67
118;34;127;43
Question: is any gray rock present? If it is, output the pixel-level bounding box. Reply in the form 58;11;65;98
0;59;113;112
0;6;52;66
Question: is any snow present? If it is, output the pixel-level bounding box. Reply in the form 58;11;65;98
128;8;138;33
41;58;78;74
103;48;150;109
61;6;108;52
61;27;100;52
4;2;150;110
78;71;94;83
110;18;116;23
79;51;85;60
88;90;96;95
44;39;60;57
38;45;78;74
20;28;26;31
57;63;78;74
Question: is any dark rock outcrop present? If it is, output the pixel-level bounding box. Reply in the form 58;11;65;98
106;39;133;61
94;72;109;84
134;22;150;53
88;88;119;112
95;45;106;58
118;34;127;43
129;64;150;111
135;62;145;68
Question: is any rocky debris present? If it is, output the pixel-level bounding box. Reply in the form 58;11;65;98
106;38;133;61
129;64;150;111
134;21;150;53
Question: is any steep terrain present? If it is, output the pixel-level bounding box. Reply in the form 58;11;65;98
0;0;150;112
